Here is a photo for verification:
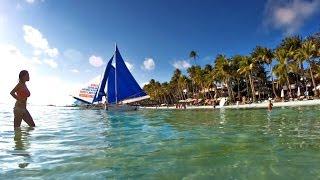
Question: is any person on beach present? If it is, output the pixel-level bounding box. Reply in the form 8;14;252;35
10;70;35;128
268;100;273;111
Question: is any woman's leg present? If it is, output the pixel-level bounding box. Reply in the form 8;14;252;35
22;110;35;127
14;108;23;128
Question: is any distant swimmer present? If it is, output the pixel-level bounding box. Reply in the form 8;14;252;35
268;100;273;111
10;70;35;128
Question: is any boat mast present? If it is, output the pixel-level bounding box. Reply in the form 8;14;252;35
114;43;118;104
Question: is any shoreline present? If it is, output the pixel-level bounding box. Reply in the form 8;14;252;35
141;99;320;110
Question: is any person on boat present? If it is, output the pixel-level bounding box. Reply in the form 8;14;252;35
268;100;273;111
10;70;35;128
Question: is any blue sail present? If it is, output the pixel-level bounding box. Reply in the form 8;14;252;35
115;46;147;102
92;56;114;103
107;65;116;104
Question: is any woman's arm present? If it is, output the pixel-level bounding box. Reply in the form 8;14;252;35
10;83;22;100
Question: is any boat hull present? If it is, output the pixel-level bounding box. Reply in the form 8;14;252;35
106;104;138;111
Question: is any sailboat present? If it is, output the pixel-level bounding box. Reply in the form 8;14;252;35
90;45;149;111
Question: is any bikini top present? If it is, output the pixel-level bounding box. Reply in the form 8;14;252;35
17;85;30;99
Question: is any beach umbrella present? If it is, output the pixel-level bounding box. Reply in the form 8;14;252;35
183;89;187;93
297;87;301;97
281;89;284;98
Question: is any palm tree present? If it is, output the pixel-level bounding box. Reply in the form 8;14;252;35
279;36;302;52
273;48;293;97
145;32;319;103
170;69;184;101
187;65;202;97
203;64;214;99
238;56;257;102
295;39;319;96
251;46;277;98
213;54;235;102
160;82;175;105
194;66;205;97
178;75;188;100
189;50;199;65
231;55;243;100
144;79;161;104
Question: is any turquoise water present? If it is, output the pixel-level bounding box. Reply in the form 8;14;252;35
1;104;320;179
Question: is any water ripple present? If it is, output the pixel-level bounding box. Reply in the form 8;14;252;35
1;104;320;179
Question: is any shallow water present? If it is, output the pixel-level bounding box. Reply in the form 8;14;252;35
1;104;320;179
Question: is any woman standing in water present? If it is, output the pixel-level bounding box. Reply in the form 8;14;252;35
10;70;35;128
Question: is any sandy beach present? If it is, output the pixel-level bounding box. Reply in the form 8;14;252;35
142;99;320;110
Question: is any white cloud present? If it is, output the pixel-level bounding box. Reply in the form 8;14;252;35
89;55;104;67
26;0;44;4
140;82;149;87
25;0;44;4
33;49;42;56
64;49;83;61
125;61;134;71
71;69;79;73
263;0;320;34
173;60;191;69
26;0;35;3
23;25;49;49
45;48;59;58
0;15;7;24
44;59;58;68
31;57;42;64
23;25;59;57
25;0;45;4
143;58;155;70
0;15;7;35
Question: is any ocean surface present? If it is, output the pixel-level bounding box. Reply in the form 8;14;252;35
1;104;320;179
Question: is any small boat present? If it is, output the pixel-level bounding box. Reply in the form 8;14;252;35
77;45;149;111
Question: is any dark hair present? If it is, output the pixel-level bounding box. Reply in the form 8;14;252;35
19;70;29;82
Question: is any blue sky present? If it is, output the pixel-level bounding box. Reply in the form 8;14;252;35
0;0;319;105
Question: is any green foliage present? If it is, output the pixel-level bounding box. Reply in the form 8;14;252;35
143;31;320;104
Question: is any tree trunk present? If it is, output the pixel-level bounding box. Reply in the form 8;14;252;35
230;80;235;102
309;61;318;96
208;85;213;99
169;93;174;104
237;79;240;100
286;74;292;98
269;64;278;98
225;79;233;103
201;82;207;100
213;83;218;99
245;76;250;98
178;87;183;100
248;72;256;102
191;80;195;98
285;64;292;97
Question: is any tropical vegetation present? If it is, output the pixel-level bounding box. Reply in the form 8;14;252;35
143;32;320;105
